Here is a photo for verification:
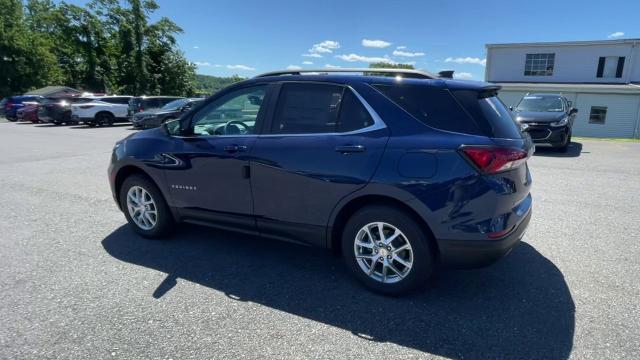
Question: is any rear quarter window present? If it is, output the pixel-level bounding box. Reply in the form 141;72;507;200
373;84;484;136
452;90;522;139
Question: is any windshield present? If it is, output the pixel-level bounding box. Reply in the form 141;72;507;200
516;95;564;112
162;98;190;110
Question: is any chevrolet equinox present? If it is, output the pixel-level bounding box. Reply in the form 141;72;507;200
108;69;533;295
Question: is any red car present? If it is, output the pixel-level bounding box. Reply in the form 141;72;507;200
16;102;41;123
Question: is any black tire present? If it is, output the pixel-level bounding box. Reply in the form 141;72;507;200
119;174;174;238
95;112;114;126
558;130;571;153
341;205;434;295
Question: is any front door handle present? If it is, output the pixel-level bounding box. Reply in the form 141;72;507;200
223;144;248;153
335;145;365;153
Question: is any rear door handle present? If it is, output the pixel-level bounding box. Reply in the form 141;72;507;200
223;144;248;153
335;145;365;153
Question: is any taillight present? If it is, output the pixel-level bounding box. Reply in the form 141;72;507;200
79;105;95;109
138;107;144;112
460;146;529;174
6;102;13;109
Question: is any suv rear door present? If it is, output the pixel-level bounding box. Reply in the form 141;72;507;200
250;82;390;247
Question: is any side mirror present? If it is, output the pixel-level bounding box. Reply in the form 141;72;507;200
163;118;182;136
509;106;514;111
570;108;578;115
180;104;193;112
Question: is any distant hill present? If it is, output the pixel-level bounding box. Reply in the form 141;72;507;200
195;74;245;96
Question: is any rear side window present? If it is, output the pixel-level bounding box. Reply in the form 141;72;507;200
373;84;484;136
272;83;374;134
452;90;522;139
102;97;130;105
272;83;343;134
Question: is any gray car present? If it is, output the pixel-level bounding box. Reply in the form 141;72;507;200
510;93;578;152
132;98;203;129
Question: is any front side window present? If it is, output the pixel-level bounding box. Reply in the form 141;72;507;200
524;53;555;76
589;106;607;124
191;85;267;136
515;95;564;112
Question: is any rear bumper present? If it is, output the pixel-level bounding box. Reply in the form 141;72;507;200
437;208;532;268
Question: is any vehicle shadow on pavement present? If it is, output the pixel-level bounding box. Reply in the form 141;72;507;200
102;225;575;360
533;142;583;158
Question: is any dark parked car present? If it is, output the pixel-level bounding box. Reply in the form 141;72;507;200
108;69;533;295
131;98;203;129
16;101;41;123
3;95;44;121
128;96;183;118
511;93;577;152
38;97;87;125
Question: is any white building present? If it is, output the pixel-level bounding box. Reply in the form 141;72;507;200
485;39;640;138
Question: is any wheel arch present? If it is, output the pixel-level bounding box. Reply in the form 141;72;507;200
114;165;156;209
328;193;439;258
94;110;115;120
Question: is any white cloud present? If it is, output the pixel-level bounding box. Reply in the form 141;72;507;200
194;61;221;67
608;31;624;39
193;46;199;49
302;53;323;58
392;50;425;57
362;39;392;48
324;64;341;68
226;64;256;71
335;53;396;64
396;45;407;49
445;57;486;66
302;61;313;65
286;65;302;70
453;72;473;79
309;40;340;54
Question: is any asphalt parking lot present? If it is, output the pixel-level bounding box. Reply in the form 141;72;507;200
0;121;638;359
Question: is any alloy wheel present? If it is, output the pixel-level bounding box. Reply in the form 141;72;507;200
353;222;413;283
126;186;158;230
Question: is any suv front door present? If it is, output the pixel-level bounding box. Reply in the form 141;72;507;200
163;84;271;229
250;82;390;247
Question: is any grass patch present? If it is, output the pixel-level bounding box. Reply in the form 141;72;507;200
573;136;640;143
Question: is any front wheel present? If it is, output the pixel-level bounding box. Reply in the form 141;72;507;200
341;206;434;295
119;175;174;238
558;130;572;153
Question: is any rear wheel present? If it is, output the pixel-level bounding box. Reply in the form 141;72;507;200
119;175;174;238
341;205;434;295
95;112;114;126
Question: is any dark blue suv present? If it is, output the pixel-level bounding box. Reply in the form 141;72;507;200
108;69;533;295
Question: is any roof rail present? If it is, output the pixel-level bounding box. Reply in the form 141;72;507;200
254;68;438;79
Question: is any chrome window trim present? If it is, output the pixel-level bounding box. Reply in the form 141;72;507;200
171;85;386;139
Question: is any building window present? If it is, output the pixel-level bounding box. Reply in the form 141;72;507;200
524;53;555;76
597;56;625;78
589;106;607;124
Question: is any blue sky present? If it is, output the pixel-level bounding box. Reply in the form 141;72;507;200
71;0;640;79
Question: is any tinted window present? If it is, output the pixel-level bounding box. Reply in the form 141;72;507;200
102;97;131;105
272;83;344;134
162;98;190;110
452;90;522;139
337;89;374;132
374;84;483;135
